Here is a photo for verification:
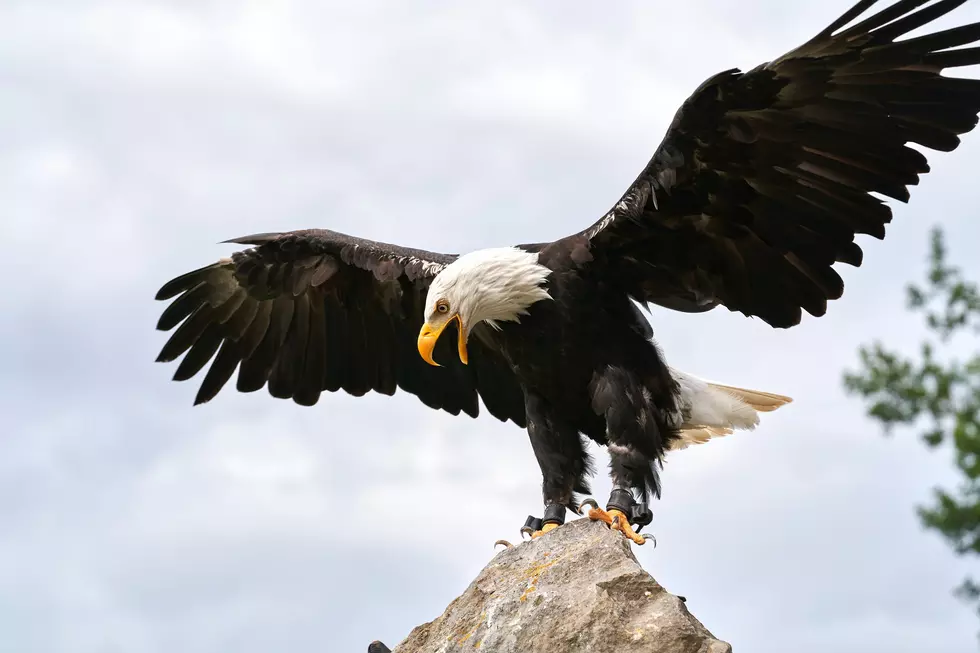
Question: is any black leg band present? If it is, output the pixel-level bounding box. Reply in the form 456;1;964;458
606;488;635;514
521;515;543;536
605;489;654;533
521;503;568;538
542;503;566;526
631;500;653;533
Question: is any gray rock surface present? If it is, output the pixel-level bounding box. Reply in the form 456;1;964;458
385;517;731;653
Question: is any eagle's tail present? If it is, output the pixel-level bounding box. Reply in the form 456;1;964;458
668;368;792;452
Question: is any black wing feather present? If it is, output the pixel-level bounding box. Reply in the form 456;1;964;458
297;293;327;407
155;228;526;426
573;0;980;327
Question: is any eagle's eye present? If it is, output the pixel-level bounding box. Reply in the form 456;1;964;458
435;299;450;314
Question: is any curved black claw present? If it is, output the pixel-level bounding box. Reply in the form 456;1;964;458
494;539;514;549
576;498;599;514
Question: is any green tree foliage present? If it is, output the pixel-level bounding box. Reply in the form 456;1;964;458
843;227;980;620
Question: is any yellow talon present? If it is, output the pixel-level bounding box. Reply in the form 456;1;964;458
530;521;560;539
587;506;646;545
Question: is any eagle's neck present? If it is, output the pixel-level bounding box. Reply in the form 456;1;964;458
446;247;553;329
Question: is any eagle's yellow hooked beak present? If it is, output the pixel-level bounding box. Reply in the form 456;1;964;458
417;314;468;367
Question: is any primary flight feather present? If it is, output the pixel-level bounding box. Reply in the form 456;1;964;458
155;0;980;543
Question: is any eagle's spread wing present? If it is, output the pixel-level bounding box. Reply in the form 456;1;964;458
576;0;980;328
154;229;527;425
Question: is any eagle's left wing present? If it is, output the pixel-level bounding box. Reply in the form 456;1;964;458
571;0;980;328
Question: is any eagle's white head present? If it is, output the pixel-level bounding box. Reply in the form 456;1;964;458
417;247;552;366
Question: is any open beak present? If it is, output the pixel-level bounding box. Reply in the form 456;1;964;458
417;314;468;367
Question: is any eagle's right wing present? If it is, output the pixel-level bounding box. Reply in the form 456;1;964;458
154;229;527;426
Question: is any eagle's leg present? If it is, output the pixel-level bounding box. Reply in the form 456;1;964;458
587;365;671;546
521;393;592;540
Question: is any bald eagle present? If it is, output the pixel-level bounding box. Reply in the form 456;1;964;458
155;0;980;544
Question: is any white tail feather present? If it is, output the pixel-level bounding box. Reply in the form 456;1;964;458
668;368;792;452
702;382;794;413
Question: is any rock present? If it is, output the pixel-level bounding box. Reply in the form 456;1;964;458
382;517;731;653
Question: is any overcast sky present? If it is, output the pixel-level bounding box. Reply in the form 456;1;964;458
3;1;980;652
